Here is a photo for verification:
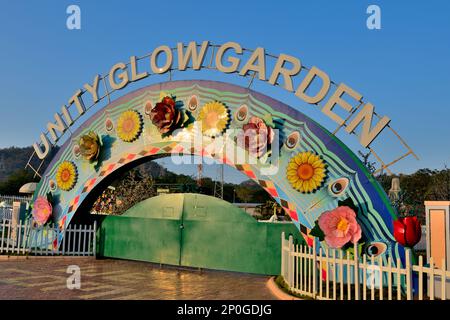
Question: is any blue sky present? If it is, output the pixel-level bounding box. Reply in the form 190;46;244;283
0;0;449;183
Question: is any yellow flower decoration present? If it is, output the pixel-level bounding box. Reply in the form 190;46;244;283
286;151;327;193
56;161;78;191
197;101;229;137
117;110;143;142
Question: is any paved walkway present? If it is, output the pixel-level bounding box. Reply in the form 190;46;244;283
0;258;276;300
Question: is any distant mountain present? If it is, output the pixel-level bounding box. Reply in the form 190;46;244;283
0;146;35;182
0;145;169;183
237;179;263;190
0;146;58;182
0;146;272;203
137;161;169;179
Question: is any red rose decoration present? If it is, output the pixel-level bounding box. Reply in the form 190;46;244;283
237;116;275;157
393;216;421;248
149;96;181;134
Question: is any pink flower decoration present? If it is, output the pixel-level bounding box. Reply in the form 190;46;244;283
32;196;52;226
237;116;275;157
318;206;362;249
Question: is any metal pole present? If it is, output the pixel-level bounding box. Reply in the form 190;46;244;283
93;220;97;258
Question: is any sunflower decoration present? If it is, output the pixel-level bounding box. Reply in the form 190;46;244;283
286;151;327;193
197;101;229;137
116;110;143;142
55;161;78;191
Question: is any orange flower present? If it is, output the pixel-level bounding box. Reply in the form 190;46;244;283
286;151;326;193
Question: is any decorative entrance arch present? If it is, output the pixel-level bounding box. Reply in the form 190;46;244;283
32;80;405;263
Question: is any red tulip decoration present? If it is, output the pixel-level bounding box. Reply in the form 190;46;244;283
393;216;422;248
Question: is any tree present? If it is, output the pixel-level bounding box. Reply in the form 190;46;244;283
235;185;253;203
358;150;377;174
0;169;39;195
91;169;156;215
376;173;391;194
255;200;287;221
426;166;450;200
375;167;450;224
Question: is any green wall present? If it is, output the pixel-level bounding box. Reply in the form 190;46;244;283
97;193;304;275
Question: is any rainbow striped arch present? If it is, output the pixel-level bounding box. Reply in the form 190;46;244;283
33;80;405;265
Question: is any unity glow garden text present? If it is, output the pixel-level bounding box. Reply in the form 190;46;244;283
32;41;391;161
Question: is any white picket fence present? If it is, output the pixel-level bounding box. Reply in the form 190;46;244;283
0;195;32;220
0;206;12;220
0;195;32;206
414;226;427;251
0;219;96;256
281;232;450;300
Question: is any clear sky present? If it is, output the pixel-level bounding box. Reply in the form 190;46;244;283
0;0;449;183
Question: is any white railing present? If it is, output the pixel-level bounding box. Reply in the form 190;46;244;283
0;194;32;220
414;226;427;251
0;207;12;220
0;219;96;256
0;195;32;206
281;232;450;300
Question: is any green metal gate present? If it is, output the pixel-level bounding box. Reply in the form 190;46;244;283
97;193;304;275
